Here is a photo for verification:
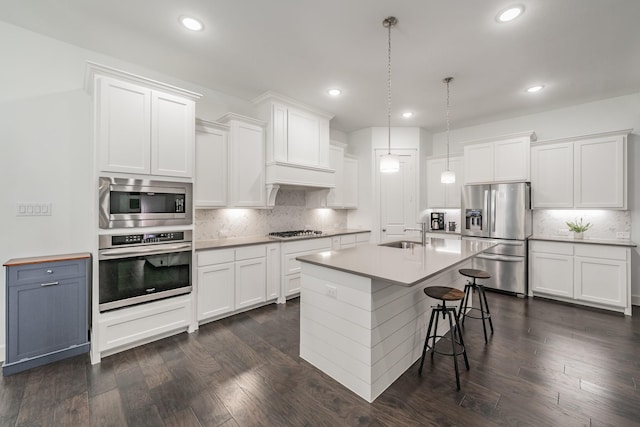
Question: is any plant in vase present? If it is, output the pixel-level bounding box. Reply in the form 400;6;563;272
566;218;592;239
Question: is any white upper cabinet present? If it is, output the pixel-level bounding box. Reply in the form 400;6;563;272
252;91;335;205
194;119;229;208
574;134;626;208
531;130;629;209
426;155;463;208
326;144;359;209
463;132;535;184
326;145;345;208
531;142;574;208
87;62;201;178
219;114;267;208
343;156;358;209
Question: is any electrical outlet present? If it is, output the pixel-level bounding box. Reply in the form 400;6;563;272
616;232;630;239
325;285;337;299
17;203;52;216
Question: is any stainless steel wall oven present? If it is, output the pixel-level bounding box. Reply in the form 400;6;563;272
99;177;192;229
98;230;192;312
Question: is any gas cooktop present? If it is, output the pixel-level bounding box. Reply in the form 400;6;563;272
268;230;323;240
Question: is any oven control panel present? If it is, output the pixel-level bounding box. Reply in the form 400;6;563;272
111;232;185;246
99;230;193;249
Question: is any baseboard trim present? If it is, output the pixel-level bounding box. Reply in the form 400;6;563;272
632;295;640;307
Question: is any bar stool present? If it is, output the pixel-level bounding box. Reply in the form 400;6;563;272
458;268;494;343
418;286;469;390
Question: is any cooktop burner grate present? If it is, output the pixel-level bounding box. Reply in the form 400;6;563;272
268;230;323;239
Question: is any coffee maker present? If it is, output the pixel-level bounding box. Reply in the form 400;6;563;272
430;212;445;230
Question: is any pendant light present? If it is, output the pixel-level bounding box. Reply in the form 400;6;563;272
379;16;400;174
440;77;456;184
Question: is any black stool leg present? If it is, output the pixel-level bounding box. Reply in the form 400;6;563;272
446;307;461;390
472;279;489;343
431;304;441;361
458;283;472;327
419;307;437;375
478;285;494;334
452;307;470;371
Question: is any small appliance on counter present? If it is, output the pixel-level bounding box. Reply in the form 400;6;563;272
448;221;457;232
430;212;445;230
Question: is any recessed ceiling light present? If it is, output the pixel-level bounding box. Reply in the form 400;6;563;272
328;89;342;96
402;112;414;118
526;85;544;93
179;16;204;31
496;5;524;23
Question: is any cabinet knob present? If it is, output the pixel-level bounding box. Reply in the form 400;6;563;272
382;228;386;232
46;269;53;274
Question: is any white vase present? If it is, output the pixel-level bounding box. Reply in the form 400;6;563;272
573;231;584;239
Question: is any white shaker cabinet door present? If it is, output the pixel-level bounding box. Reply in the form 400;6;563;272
235;258;267;310
574;256;627;308
197;263;235;321
464;143;493;184
326;145;344;208
287;107;321;166
229;121;266;207
531;142;573;208
97;77;151;174
195;125;228;207
574;135;625;208
493;137;530;182
151;91;195;177
343;157;359;208
530;252;574;298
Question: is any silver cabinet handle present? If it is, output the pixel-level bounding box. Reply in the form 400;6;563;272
41;281;59;287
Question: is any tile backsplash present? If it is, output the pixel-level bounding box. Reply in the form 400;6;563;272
195;189;348;241
533;209;631;239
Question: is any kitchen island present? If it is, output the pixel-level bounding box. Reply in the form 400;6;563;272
296;238;495;402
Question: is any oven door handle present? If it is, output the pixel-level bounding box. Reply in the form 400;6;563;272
99;243;192;259
476;253;523;262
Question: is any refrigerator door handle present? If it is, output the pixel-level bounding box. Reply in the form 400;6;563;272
476;253;524;262
483;189;489;231
491;189;497;233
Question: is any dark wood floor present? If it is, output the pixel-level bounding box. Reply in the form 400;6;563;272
1;293;639;427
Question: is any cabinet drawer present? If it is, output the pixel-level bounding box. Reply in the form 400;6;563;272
356;233;371;244
197;249;234;267
529;241;573;256
575;244;627;261
340;235;356;245
9;260;86;285
282;237;331;253
235;245;266;261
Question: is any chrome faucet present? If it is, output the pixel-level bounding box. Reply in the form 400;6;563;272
404;222;428;246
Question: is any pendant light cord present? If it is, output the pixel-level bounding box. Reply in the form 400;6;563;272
444;77;453;171
384;17;396;156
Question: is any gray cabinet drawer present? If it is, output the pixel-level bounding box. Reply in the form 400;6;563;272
9;260;87;285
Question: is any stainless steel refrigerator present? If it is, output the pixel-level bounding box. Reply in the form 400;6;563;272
461;182;532;295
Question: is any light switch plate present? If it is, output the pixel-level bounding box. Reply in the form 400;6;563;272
17;203;52;216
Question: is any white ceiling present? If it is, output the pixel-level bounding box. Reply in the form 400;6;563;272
2;0;639;133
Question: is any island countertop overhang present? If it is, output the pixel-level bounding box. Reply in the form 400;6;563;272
296;238;496;287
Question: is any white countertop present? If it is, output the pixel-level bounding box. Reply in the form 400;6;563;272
529;235;636;248
195;229;370;251
296;238;496;287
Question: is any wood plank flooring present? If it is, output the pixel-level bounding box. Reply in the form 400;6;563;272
1;293;639;426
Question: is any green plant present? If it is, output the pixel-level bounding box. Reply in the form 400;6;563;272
566;218;592;233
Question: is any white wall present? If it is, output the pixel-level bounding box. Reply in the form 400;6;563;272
0;21;256;361
431;93;640;304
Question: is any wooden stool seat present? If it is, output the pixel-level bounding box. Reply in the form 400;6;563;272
419;285;469;390
459;268;491;280
424;286;464;301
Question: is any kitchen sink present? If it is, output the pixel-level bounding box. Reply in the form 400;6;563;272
379;240;422;249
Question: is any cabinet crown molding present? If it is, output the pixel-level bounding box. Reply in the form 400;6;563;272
217;112;266;127
84;61;202;100
531;128;633;146
195;118;230;132
459;130;537;146
251;90;335;120
426;152;463;161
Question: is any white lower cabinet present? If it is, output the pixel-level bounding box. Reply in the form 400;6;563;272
281;237;332;299
196;243;278;323
529;240;630;315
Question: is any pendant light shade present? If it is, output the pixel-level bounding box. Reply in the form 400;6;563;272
380;154;400;173
441;76;456;184
379;16;399;174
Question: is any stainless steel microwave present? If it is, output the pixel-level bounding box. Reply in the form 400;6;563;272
99;177;192;229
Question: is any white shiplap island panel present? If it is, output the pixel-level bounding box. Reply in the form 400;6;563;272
297;238;495;402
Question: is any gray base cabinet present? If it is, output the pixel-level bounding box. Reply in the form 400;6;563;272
3;254;91;375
